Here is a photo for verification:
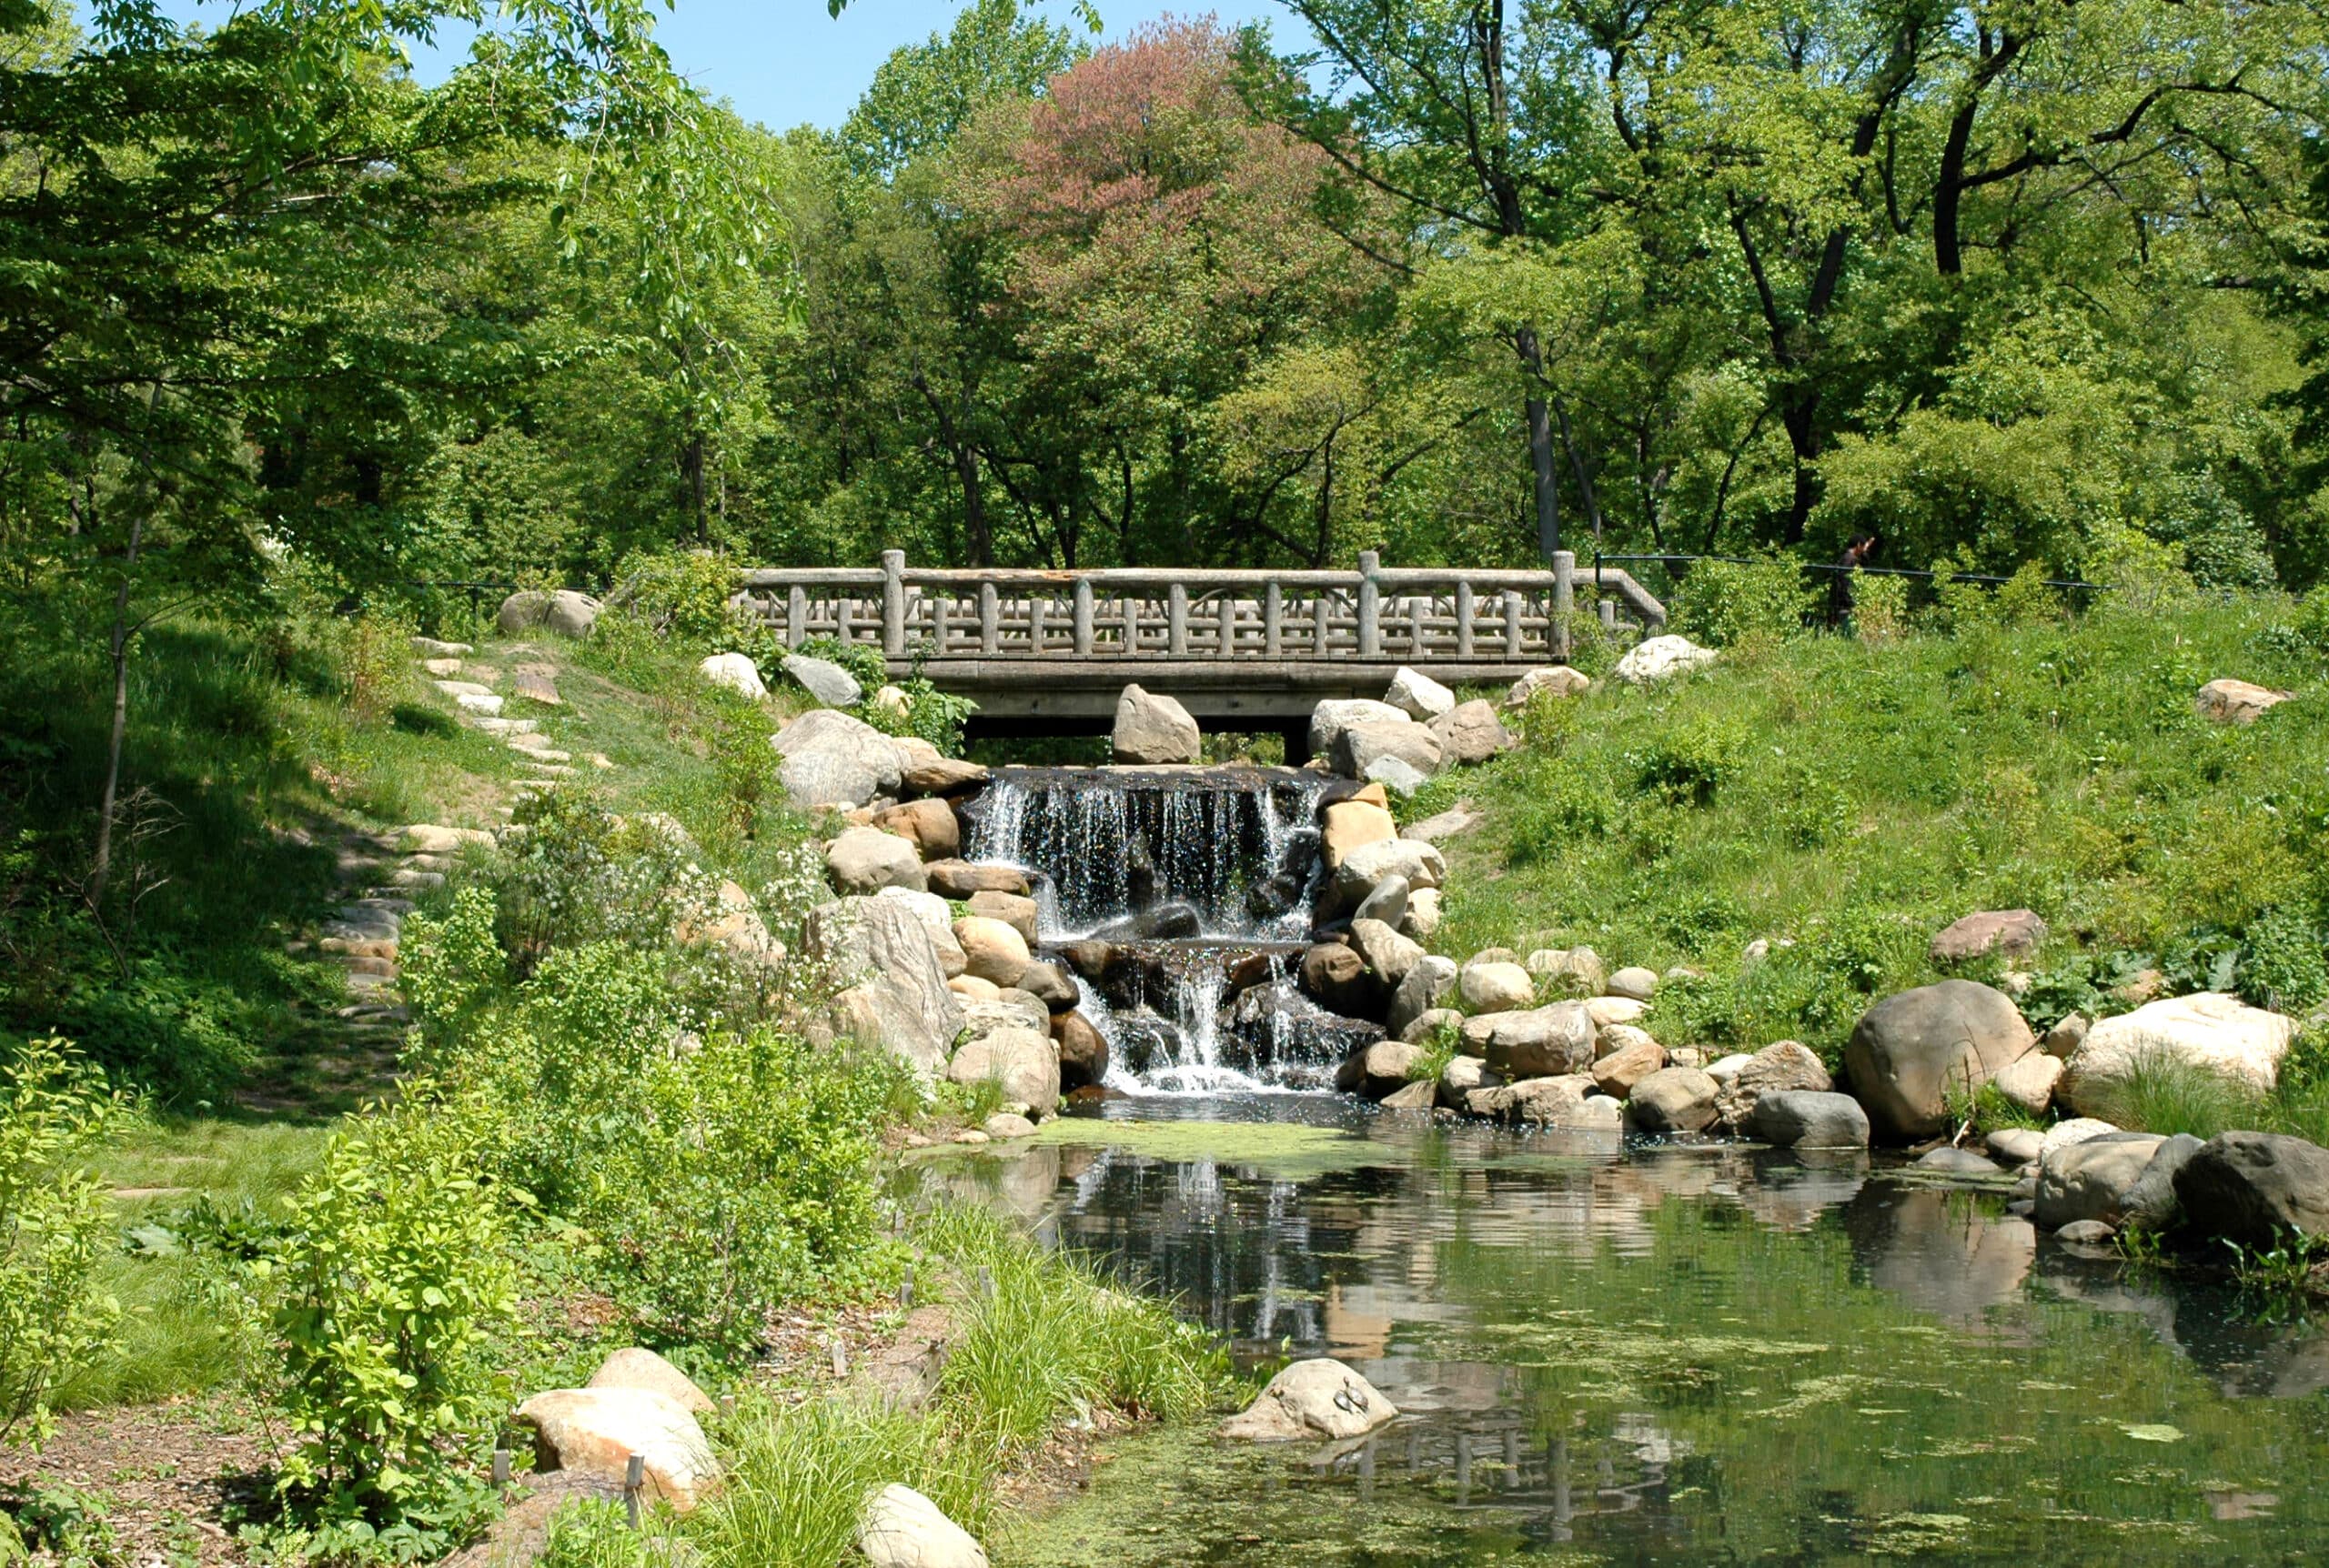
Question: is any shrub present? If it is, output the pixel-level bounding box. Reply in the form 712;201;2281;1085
263;1094;518;1531
2294;589;2329;655
1854;573;1911;642
1628;719;1745;808
1675;555;1816;648
0;1040;120;1449
2241;908;2329;1014
580;1026;902;1358
489;790;721;974
609;549;755;648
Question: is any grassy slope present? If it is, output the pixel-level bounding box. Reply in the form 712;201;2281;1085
1412;592;2329;1095
9;608;815;1410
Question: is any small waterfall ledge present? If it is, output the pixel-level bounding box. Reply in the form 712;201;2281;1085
959;765;1377;1094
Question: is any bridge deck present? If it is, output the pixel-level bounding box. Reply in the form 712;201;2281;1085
732;551;1661;744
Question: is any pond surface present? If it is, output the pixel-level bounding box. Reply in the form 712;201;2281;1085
929;1094;2329;1566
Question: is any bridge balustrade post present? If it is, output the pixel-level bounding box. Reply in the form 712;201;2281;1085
1074;579;1094;656
1357;551;1381;658
1263;581;1283;657
979;582;1000;655
1215;594;1235;657
1313;588;1330;655
1121;595;1137;653
1552;549;1575;660
1029;595;1047;654
1167;584;1188;656
1503;589;1525;658
1456;580;1475;658
1600;598;1617;631
881;551;906;658
933;593;951;653
787;586;808;648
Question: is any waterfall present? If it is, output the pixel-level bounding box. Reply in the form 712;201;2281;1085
963;765;1359;1094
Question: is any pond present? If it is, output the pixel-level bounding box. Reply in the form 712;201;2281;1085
928;1093;2329;1566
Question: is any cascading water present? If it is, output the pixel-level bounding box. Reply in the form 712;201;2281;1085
962;766;1367;1093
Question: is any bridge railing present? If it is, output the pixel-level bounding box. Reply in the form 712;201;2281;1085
731;551;1665;664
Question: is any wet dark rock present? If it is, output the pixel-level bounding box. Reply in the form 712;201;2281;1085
1051;1010;1109;1091
1746;1090;1869;1150
1091;902;1202;942
2174;1131;2329;1249
1245;874;1304;923
1017;961;1078;1011
1918;1147;2007;1178
1109;1008;1183;1079
1335;1040;1424;1100
1298;941;1386;1020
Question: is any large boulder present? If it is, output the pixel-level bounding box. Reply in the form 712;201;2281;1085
774;709;902;809
1352;873;1409;928
1458;960;1536;1015
859;1484;988;1568
1502;665;1592;708
2194;678;2293;726
1347;918;1424;990
872;799;961;861
1930;910;2048;966
828;827;927;895
515;1387;718;1512
1386;955;1458;1038
1427;700;1512;766
1336;720;1442;781
1336;1040;1424;1100
1746;1091;1869;1149
586;1347;715;1413
698;652;767;701
1437;1054;1500;1109
1332;839;1447;900
1052;1010;1109;1091
2061;992;2297;1115
1299;942;1384;1020
1712;1040;1831;1131
1384;666;1457;720
1219;1359;1397;1442
965;890;1039;946
947;1026;1060;1113
1486;1076;1616;1128
1319;799;1398;868
2173;1131;2329;1247
781;652;864;708
1463;1000;1595;1080
499;588;601;638
901;757;989;799
953;916;1032;989
1605;966;1659;1001
1613;634;1716;685
873;887;967;977
1628;1067;1719;1133
807;898;963;1073
1307;699;1411;761
1842;980;2036;1141
2034;1132;2166;1230
1590;1036;1667;1099
924;860;1031;899
1990;1050;2062;1116
2117;1133;2205;1233
1112;684;1201;764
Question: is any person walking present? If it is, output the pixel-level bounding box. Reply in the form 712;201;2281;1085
1828;535;1878;629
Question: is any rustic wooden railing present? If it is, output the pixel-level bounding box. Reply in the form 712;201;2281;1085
731;551;1664;665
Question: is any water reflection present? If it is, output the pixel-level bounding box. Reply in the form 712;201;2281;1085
927;1097;2329;1566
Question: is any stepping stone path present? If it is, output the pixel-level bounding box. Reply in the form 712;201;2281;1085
257;635;617;1107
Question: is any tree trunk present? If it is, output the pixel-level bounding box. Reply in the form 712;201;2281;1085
1516;328;1560;558
90;502;146;910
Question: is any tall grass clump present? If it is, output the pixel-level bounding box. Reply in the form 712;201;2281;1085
917;1204;1229;1459
2088;1051;2267;1141
689;1398;991;1568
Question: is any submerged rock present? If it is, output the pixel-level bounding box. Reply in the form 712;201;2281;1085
1219;1359;1398;1442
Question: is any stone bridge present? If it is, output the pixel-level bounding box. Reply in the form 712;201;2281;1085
732;550;1662;748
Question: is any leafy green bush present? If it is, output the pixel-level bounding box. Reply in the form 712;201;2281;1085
610;550;755;648
0;1040;120;1449
262;1095;518;1533
1675;555;1816;648
2240;908;2329;1013
1853;573;1911;641
1628;719;1746;808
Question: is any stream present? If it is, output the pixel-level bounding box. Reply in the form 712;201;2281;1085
933;1095;2329;1565
929;762;2329;1564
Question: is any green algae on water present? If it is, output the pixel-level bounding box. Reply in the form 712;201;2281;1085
1027;1116;1397;1175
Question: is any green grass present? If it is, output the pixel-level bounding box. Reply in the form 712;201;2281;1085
1411;591;2329;1069
672;1203;1231;1568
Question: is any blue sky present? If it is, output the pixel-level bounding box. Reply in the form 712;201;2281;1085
156;1;1304;132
